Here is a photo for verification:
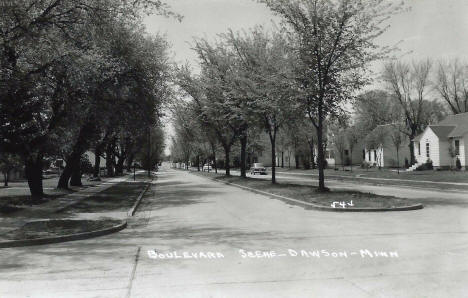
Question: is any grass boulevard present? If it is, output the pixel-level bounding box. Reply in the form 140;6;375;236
189;169;422;210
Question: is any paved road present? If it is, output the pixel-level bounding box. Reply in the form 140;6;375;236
1;166;468;297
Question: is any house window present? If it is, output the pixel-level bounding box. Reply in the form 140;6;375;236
417;142;420;155
426;143;430;158
455;140;460;155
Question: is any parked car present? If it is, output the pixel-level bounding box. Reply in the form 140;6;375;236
202;164;212;171
250;163;267;175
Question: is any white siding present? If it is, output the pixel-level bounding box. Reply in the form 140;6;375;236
415;130;429;165
439;140;451;167
416;128;441;166
462;135;468;167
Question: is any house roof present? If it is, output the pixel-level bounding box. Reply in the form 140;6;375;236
438;112;468;137
428;125;456;140
413;112;468;141
365;124;407;149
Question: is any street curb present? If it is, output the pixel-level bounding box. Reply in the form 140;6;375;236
0;173;153;248
195;173;424;212
128;182;152;217
0;220;127;248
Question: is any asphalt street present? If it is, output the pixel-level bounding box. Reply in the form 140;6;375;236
1;165;467;297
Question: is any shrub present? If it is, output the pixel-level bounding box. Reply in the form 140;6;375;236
404;158;409;169
416;159;433;171
426;159;433;170
361;161;370;169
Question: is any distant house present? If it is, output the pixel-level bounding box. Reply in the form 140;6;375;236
364;124;410;168
413;112;468;169
332;138;365;167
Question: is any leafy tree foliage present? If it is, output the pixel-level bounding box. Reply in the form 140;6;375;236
1;0;174;199
260;0;403;191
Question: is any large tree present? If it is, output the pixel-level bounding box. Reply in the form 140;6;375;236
383;60;447;164
0;0;174;198
226;27;297;183
435;59;468;114
261;0;402;191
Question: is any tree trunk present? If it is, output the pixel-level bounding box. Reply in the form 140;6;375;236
223;145;231;176
240;135;247;178
70;157;82;186
295;154;300;169
59;123;94;187
281;151;284;168
350;150;353;172
409;140;416;165
213;148;217;174
58;153;81;189
396;148;400;174
270;135;277;184
25;154;44;201
316;105;328;192
197;155;200;172
3;172;8;187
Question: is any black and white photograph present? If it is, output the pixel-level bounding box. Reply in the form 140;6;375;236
1;0;468;297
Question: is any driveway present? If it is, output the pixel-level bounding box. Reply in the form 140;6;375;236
0;166;467;297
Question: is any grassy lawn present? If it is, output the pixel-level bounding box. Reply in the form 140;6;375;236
3;219;122;240
276;166;468;183
192;170;418;209
271;167;468;192
0;173;150;242
0;176;113;215
62;181;147;213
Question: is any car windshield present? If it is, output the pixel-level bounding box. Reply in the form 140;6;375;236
253;163;264;168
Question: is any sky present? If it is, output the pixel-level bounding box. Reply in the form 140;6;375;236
143;0;468;154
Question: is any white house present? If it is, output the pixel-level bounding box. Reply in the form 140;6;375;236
413;112;468;169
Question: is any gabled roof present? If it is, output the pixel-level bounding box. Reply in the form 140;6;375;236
438;112;468;137
428;125;456;140
365;123;407;149
413;112;468;141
